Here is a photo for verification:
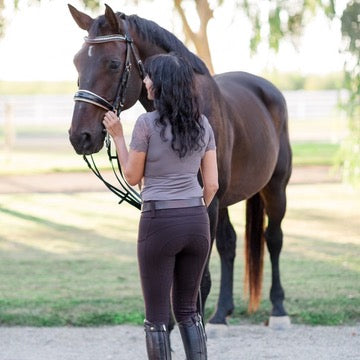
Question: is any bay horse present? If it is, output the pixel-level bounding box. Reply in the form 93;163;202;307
68;4;292;327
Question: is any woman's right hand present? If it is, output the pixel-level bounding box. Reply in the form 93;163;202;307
103;111;124;139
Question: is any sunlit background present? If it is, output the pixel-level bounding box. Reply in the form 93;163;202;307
0;0;352;172
0;0;349;80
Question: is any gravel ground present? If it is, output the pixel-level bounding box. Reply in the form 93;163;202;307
0;323;359;360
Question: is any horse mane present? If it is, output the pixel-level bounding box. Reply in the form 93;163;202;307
124;14;210;76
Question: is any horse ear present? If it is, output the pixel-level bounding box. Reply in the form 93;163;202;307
105;4;120;33
68;4;94;31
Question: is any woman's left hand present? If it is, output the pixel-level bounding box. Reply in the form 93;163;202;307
103;111;123;139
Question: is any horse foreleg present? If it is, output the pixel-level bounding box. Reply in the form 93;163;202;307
208;207;236;324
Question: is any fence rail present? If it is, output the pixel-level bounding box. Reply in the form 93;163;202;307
0;90;349;147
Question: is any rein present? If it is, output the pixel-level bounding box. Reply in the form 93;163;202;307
83;135;142;209
73;29;145;210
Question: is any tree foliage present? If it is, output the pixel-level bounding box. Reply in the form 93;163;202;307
0;1;341;69
0;0;100;37
0;0;338;73
337;0;360;185
341;0;360;109
241;0;335;53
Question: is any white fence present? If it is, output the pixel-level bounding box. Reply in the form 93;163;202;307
0;90;349;147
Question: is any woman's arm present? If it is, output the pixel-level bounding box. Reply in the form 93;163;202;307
200;150;219;207
103;111;146;186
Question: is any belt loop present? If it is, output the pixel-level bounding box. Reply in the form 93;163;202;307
150;201;156;218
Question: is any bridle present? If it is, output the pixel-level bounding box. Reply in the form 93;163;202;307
73;29;146;210
74;33;145;116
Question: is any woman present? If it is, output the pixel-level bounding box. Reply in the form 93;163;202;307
103;53;218;360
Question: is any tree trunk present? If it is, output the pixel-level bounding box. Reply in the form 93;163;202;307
174;0;214;74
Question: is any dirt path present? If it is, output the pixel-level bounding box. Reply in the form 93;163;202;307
0;324;359;360
0;166;341;194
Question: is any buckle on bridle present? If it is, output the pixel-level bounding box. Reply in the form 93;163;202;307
124;34;133;43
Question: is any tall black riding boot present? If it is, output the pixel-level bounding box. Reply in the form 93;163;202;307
144;320;172;360
178;314;207;360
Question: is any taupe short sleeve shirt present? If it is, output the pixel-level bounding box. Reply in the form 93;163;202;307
130;110;216;201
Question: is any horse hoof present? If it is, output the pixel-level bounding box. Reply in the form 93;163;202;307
268;315;291;330
208;309;231;325
205;323;229;338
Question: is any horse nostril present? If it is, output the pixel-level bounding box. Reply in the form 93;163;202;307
82;131;91;141
81;131;92;150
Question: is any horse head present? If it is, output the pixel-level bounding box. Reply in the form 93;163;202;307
68;4;143;155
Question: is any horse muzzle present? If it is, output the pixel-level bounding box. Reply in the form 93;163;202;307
69;129;105;155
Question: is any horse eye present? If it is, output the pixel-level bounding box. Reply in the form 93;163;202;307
110;60;121;70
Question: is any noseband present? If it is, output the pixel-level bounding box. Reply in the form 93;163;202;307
73;30;145;210
74;33;145;115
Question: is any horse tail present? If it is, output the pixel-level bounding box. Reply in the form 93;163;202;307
244;192;265;313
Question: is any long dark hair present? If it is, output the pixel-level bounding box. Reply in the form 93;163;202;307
144;53;205;158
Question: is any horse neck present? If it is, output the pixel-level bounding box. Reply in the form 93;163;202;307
127;29;164;62
139;42;166;62
125;19;216;113
126;29;166;111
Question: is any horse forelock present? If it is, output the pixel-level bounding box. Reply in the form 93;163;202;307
88;15;114;37
125;14;210;76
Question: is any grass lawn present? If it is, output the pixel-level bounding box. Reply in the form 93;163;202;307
291;142;340;166
0;183;359;326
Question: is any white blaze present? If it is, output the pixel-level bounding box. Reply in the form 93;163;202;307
88;46;94;57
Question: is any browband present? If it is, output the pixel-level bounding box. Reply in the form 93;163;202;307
84;35;127;44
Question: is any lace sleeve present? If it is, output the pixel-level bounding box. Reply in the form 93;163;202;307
129;114;149;153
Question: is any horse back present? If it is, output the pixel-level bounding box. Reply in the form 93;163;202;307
214;71;288;136
208;71;290;206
